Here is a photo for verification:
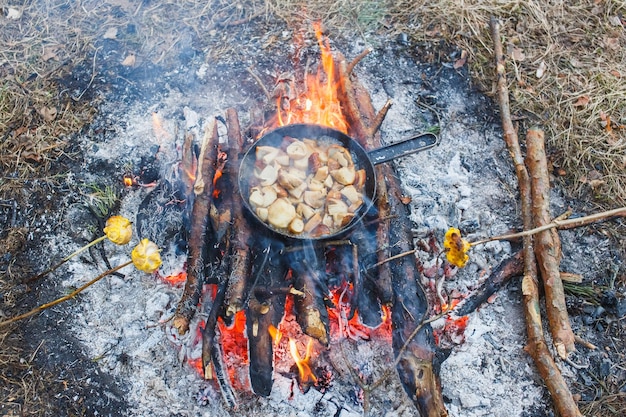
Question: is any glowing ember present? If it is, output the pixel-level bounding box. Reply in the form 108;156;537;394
272;22;348;133
217;311;250;391
160;271;187;286
187;357;204;376
123;175;134;187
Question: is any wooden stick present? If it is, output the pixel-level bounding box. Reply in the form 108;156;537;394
370;99;393;138
1;261;132;328
526;127;576;358
173;119;219;335
346;47;372;75
224;108;253;317
470;207;626;246
490;17;582;417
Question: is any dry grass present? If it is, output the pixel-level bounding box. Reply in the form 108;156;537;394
1;0;624;415
385;0;626;208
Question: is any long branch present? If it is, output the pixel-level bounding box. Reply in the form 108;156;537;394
490;16;582;417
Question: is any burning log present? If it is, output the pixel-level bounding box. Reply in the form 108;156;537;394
246;242;288;396
201;279;237;408
526;127;576;359
490;17;583;417
336;50;447;416
290;247;331;346
173;119;220;335
223;108;254;319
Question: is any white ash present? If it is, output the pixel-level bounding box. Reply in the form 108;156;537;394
49;42;613;417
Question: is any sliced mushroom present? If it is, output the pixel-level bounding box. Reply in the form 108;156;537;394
256;146;280;165
296;203;316;220
255;164;279;186
292;155;310;171
331;166;356;185
267;198;297;229
288;217;305;234
287;181;307;200
313;165;329;182
303;212;322;233
304;189;326;209
256;207;269;222
278;170;304;190
286;140;309;160
326;198;349;216
249;186;277;208
354;169;367;190
348;199;364;213
307;178;325;191
275;150;290;166
328;145;353;167
340;185;361;204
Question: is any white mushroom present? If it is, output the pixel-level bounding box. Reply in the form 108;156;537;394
278;170;304;190
304;189;326;209
296;203;316;220
331;166;356;185
340;185;361;204
267;198;297;229
288;217;305;234
256;146;280;165
255;164;279;186
286;140;309;160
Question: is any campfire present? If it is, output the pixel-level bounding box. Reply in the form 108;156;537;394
152;25;446;414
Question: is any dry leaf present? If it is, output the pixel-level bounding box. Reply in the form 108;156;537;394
509;46;525;61
604;37;620;51
536;61;547;78
38;106;57;122
573;95;590;107
609;69;621;78
103;27;118;40
453;50;467;69
6;7;22;19
121;53;136;67
42;46;60;62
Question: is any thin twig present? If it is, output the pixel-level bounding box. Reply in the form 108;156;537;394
246;66;271;101
470;206;626;246
25;235;107;283
1;260;132;328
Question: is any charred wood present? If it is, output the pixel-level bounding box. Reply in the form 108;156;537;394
224;108;253;319
455;250;524;317
290;245;331;346
336;50;446;416
174;119;220;335
201;278;236;407
246;241;288;396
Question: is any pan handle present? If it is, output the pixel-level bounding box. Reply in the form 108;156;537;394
367;132;438;165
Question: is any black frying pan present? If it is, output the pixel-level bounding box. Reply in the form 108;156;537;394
239;123;438;240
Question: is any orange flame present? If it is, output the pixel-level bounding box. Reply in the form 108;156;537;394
217;310;250;391
272;22;348;133
151;112;171;143
288;337;317;385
